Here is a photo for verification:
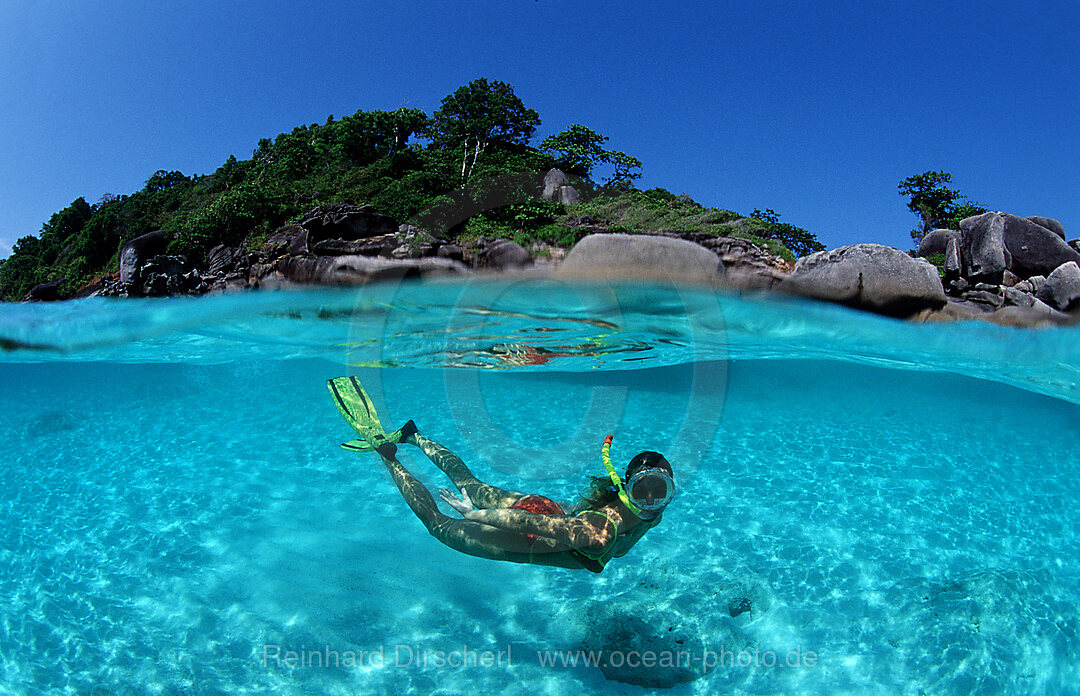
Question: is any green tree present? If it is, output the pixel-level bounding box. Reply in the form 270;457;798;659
144;170;190;193
540;124;642;186
604;151;643;188
539;124;608;176
429;78;541;182
898;171;986;245
750;209;825;258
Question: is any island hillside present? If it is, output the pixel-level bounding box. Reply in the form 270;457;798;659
3;79;1078;328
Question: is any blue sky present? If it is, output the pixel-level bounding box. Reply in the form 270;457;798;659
1;0;1077;259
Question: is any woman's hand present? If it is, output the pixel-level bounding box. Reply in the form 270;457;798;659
439;487;477;518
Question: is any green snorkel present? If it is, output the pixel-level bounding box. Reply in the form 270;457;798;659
601;434;639;515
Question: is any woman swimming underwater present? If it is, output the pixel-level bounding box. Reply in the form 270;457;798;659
327;377;674;573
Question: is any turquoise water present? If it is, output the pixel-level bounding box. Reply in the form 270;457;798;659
1;277;1079;695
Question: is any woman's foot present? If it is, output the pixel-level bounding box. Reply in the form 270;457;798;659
396;419;419;444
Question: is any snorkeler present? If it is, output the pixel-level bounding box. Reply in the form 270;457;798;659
326;376;674;573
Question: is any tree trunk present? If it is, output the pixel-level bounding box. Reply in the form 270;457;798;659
465;139;484;182
461;137;471;182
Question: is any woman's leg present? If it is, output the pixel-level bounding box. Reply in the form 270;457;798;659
377;453;581;568
404;432;523;510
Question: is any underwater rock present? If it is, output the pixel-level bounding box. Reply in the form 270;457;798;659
25;410;78;437
911;299;988;323
1035;261;1080;311
985;301;1069;328
882;569;1080;694
577;601;708;688
557;233;726;286
778;243;946;317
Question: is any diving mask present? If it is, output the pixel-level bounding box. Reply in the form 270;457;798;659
601;434;675;516
625;468;675;511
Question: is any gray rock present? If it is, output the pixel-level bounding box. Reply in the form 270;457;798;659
556;184;580;205
1002;213;1080;278
300;203;399;244
944;237;961;282
959;212;1006;284
917;229;960;258
1069;239;1080;254
1028;275;1047;295
277;254;468;285
1035;261;1080;311
206;245;236;275
962;289;1004;309
120;230;168;284
254;225;306;257
309;238;388;256
1001;269;1021;287
1026;216;1066;239
542;168;570;202
1012;279;1034;294
436;244;464;262
910;300;989;323
133;255;206;297
481;238;532;269
693;235;790;289
557;233;726;286
391;224;437;259
986;301;1071;328
27;278;65;301
1002;285;1036;308
778;244;946;316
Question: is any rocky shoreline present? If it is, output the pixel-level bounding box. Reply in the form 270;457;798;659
29;183;1080;329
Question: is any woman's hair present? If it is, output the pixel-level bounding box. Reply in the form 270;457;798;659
572;451;672;513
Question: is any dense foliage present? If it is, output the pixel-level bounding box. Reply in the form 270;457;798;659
898;171;987;246
1;78;823;301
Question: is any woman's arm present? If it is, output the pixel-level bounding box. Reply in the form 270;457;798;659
440;489;614;552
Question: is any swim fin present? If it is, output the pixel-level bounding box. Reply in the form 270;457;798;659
326;376;400;459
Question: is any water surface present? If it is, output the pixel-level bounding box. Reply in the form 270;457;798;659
2;279;1078;694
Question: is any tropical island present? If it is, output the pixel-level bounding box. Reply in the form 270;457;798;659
2;79;1077;328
